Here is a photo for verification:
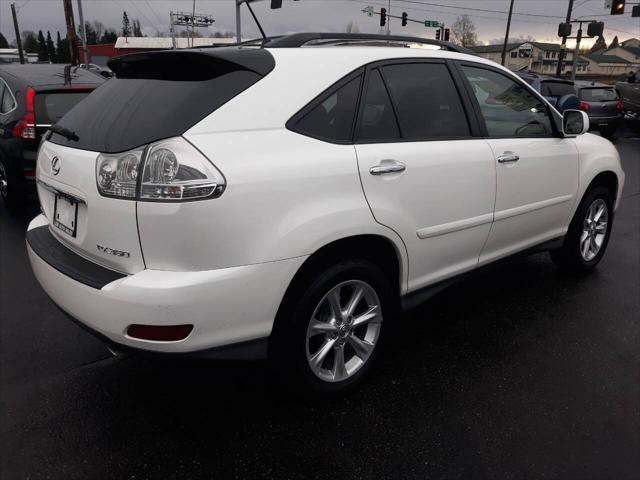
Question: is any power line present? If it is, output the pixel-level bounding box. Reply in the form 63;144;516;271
142;0;166;27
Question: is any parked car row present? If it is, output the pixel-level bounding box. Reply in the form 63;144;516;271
0;64;105;207
21;33;624;398
516;72;626;139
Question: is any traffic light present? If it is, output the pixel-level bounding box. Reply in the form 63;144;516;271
587;21;604;38
557;22;572;37
380;8;387;27
401;12;408;27
633;5;639;17
444;28;450;41
271;0;282;9
610;0;625;15
435;29;440;40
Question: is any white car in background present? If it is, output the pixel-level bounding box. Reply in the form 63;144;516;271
27;33;624;398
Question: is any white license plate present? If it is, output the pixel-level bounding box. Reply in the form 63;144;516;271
53;194;78;237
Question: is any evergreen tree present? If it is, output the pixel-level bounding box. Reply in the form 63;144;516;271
56;31;71;63
610;36;619;49
0;32;8;48
78;22;98;45
122;11;131;36
590;36;607;53
37;30;48;61
131;19;140;37
22;32;39;53
100;29;118;44
46;31;56;63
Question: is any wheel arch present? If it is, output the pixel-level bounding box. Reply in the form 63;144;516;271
269;233;406;346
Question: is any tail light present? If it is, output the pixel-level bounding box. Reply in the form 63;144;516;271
96;136;225;202
579;101;590;112
616;100;624;112
12;87;36;139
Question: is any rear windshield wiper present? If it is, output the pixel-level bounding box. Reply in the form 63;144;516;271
49;124;79;142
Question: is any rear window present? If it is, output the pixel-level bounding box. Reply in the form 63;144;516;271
49;49;275;153
540;81;575;97
580;88;618;102
35;92;91;125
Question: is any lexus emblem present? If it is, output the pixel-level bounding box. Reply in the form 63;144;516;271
51;156;60;176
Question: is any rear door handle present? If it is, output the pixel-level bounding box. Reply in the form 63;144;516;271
369;160;406;175
497;152;519;163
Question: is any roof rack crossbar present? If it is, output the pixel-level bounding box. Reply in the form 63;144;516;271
264;33;475;55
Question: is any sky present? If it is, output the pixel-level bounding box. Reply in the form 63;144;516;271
1;0;638;48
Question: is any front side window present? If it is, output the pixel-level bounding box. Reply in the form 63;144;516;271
461;65;553;138
380;63;470;140
293;76;361;142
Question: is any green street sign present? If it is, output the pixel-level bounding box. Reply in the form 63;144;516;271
424;20;442;28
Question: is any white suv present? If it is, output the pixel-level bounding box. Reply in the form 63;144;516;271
27;34;625;397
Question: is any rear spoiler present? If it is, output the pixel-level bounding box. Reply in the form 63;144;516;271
108;49;275;80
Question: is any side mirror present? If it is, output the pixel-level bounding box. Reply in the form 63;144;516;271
562;109;589;136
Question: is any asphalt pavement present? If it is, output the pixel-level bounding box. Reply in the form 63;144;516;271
1;127;638;479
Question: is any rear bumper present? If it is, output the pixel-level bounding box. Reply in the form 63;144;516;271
588;115;623;129
27;214;306;354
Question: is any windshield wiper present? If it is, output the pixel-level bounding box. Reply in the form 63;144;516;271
49;124;79;142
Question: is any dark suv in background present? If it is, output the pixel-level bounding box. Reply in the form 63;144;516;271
0;64;104;208
575;81;624;138
517;72;580;113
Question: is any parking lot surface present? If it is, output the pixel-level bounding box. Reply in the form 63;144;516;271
1;127;639;479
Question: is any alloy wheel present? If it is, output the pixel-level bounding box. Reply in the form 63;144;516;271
305;280;383;383
580;198;608;261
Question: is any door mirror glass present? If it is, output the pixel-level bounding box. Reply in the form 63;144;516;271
562;109;589;136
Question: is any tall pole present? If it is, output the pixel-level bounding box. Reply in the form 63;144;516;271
191;0;196;47
170;12;176;49
62;0;79;65
556;0;574;76
10;3;25;64
236;1;242;43
501;0;515;66
571;22;582;82
77;0;89;65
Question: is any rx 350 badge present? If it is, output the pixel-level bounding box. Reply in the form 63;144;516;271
97;244;130;258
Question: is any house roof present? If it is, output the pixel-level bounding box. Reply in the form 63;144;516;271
470;41;565;54
583;53;631;64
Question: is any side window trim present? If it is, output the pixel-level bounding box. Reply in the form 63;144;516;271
0;78;18;116
285;67;365;145
355;58;478;144
454;60;562;139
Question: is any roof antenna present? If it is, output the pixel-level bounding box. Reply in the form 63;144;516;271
245;1;267;40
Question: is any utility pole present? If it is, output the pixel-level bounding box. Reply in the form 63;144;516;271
77;0;89;65
62;0;79;65
386;0;391;35
571;22;583;82
10;3;25;64
170;12;176;49
501;0;515;66
235;1;242;42
191;0;196;47
556;0;574;76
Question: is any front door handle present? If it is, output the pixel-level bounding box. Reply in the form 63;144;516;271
369;160;406;175
497;152;520;163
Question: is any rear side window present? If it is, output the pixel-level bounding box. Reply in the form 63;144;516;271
580;88;618;102
0;79;16;114
34;92;91;125
541;81;575;97
292;76;361;142
357;69;400;142
381;63;470;139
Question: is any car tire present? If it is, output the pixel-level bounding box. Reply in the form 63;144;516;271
0;159;23;210
270;259;396;400
551;186;614;273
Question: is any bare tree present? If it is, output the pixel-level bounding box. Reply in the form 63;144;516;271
345;21;360;33
92;21;105;41
451;15;478;47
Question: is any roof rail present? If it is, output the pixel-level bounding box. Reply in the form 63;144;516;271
264;32;475;55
